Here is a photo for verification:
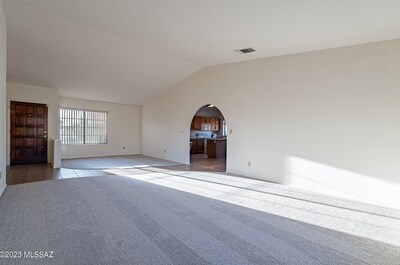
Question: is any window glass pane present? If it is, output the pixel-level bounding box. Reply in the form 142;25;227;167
59;108;107;144
85;110;107;144
59;108;84;144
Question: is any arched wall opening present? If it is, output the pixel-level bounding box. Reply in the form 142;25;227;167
188;104;227;172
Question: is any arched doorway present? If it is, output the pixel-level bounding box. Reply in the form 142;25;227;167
189;104;227;172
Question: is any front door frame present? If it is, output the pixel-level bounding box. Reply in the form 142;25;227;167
10;101;48;165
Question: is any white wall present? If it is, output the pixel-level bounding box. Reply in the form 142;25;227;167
0;0;7;196
6;82;59;165
142;39;400;209
6;83;141;162
59;97;141;159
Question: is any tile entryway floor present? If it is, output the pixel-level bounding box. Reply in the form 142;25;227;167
6;164;106;185
7;154;226;185
7;163;61;185
189;153;226;172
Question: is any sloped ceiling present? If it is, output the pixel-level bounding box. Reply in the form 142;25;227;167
4;0;400;104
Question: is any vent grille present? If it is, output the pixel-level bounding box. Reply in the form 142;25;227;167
235;47;255;54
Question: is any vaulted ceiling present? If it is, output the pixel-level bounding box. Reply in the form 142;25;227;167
4;0;400;104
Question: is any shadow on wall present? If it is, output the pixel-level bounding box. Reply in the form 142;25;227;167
283;156;400;209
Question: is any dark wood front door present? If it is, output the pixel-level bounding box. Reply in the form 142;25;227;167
10;101;48;164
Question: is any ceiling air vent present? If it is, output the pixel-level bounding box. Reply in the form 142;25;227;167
235;47;255;54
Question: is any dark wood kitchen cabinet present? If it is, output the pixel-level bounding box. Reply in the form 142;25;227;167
211;117;220;131
190;138;204;154
207;139;226;158
191;116;220;131
191;116;202;130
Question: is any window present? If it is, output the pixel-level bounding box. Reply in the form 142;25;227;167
59;108;107;144
222;120;227;136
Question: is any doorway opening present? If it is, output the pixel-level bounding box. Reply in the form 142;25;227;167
189;104;227;172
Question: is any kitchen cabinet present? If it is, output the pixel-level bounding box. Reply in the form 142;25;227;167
207;139;226;158
190;138;205;154
210;117;215;130
191;116;220;131
210;117;220;131
192;116;202;130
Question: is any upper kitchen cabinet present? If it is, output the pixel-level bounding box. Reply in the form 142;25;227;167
210;117;220;131
211;117;220;131
191;116;220;131
192;116;202;130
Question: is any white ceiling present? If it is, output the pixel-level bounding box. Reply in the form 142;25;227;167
4;0;400;105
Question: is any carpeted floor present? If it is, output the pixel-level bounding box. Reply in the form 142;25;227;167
0;174;399;265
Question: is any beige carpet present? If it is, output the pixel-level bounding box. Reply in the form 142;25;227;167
0;172;399;264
